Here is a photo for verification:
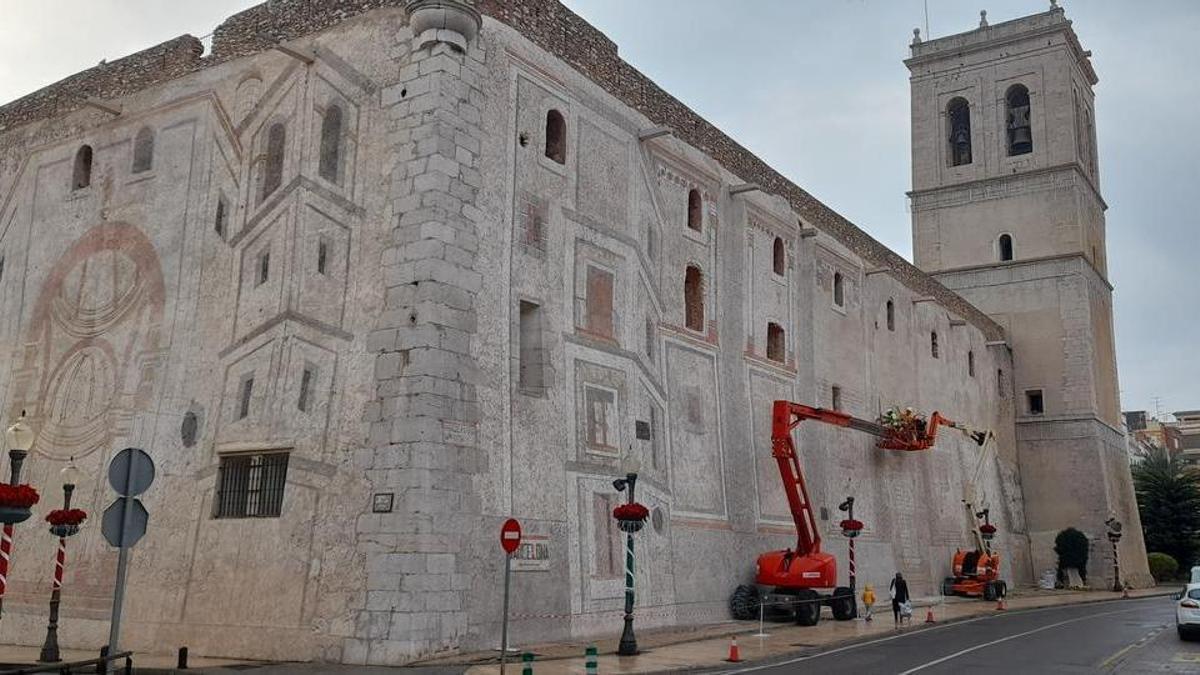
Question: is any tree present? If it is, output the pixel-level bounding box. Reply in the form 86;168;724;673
1055;527;1089;585
1133;446;1200;573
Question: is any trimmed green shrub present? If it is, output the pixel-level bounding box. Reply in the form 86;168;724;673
1055;527;1090;585
1147;552;1179;582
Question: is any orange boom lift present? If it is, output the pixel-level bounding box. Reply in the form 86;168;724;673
729;401;971;625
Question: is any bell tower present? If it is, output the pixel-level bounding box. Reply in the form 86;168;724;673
905;3;1150;586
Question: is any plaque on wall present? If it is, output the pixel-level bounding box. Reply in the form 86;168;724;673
372;493;395;513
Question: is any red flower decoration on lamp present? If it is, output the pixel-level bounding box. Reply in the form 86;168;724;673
840;518;864;538
613;503;650;522
45;509;88;527
0;484;40;508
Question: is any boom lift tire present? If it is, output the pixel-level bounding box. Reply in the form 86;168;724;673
830;586;855;620
942;577;956;596
793;589;821;626
730;584;760;621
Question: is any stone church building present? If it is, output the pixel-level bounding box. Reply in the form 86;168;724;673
0;0;1147;665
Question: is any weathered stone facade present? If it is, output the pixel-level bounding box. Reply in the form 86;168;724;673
0;0;1141;665
906;5;1148;587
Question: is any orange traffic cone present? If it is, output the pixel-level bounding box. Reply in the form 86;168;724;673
924;607;936;624
995;595;1006;611
726;635;742;663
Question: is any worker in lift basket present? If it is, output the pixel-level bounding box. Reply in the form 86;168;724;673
862;584;876;622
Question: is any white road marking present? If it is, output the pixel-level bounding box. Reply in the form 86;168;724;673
723;596;1163;675
896;606;1148;674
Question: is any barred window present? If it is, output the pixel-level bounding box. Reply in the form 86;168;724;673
215;452;289;519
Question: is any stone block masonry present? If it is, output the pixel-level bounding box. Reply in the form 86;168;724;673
0;0;1146;667
348;2;488;664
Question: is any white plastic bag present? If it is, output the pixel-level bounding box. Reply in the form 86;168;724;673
900;601;913;618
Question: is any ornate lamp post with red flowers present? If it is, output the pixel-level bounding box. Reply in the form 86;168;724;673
612;455;646;656
838;496;863;618
0;412;40;619
38;459;85;663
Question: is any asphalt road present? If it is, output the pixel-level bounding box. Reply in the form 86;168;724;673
716;595;1200;674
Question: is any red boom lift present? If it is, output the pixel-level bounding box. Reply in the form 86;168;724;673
729;401;966;625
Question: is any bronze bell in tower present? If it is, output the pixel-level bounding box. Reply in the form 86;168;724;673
1008;105;1032;154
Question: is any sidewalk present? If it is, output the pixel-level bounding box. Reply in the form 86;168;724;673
0;644;259;673
454;587;1175;674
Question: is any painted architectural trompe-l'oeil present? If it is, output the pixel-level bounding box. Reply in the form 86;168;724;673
0;0;1146;665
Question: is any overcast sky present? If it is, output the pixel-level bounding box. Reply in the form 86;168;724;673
0;1;1195;418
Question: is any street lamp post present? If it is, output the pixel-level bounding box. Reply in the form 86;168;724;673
39;459;84;663
612;456;643;657
837;497;858;595
1106;517;1123;593
0;412;35;619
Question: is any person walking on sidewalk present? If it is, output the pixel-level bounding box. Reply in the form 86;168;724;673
889;572;910;627
862;584;876;622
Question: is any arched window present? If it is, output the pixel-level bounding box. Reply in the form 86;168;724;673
833;272;844;308
766;322;785;363
132;126;154;174
931;331;939;359
772;237;786;275
318;104;343;183
687;189;702;232
545;109;566;164
947;97;972;166
1006;84;1032;156
886;299;895;331
684;265;704;331
968;350;976;377
998;233;1014;262
260;122;286;202
72;145;93;190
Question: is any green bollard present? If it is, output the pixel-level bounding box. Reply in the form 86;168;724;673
585;645;598;674
522;652;534;675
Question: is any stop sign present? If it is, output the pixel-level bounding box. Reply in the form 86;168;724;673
500;518;522;554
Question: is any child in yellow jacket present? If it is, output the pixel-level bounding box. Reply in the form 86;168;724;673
862;584;876;622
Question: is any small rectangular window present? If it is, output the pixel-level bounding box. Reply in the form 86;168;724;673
968;350;976;377
1026;389;1044;415
518;301;544;393
831;385;842;411
215;196;228;240
214;452;289;519
591;493;620;578
0;256;5;283
648;405;661;471
257;251;270;286
585;385;618;450
317;239;328;275
298;367;315;412
585;266;615;339
238;376;254;419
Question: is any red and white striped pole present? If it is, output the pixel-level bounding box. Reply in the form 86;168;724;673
52;537;65;591
0;523;13;616
849;536;856;592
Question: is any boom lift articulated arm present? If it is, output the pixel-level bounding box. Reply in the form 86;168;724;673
770;401;972;559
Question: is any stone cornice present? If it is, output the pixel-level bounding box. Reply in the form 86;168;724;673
909;162;1107;212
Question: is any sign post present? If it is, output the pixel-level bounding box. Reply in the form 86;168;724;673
101;448;155;656
499;518;521;675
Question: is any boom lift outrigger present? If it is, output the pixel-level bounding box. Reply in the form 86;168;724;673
729;401;972;625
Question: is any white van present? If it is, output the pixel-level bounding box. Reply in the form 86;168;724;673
1192;566;1200;583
